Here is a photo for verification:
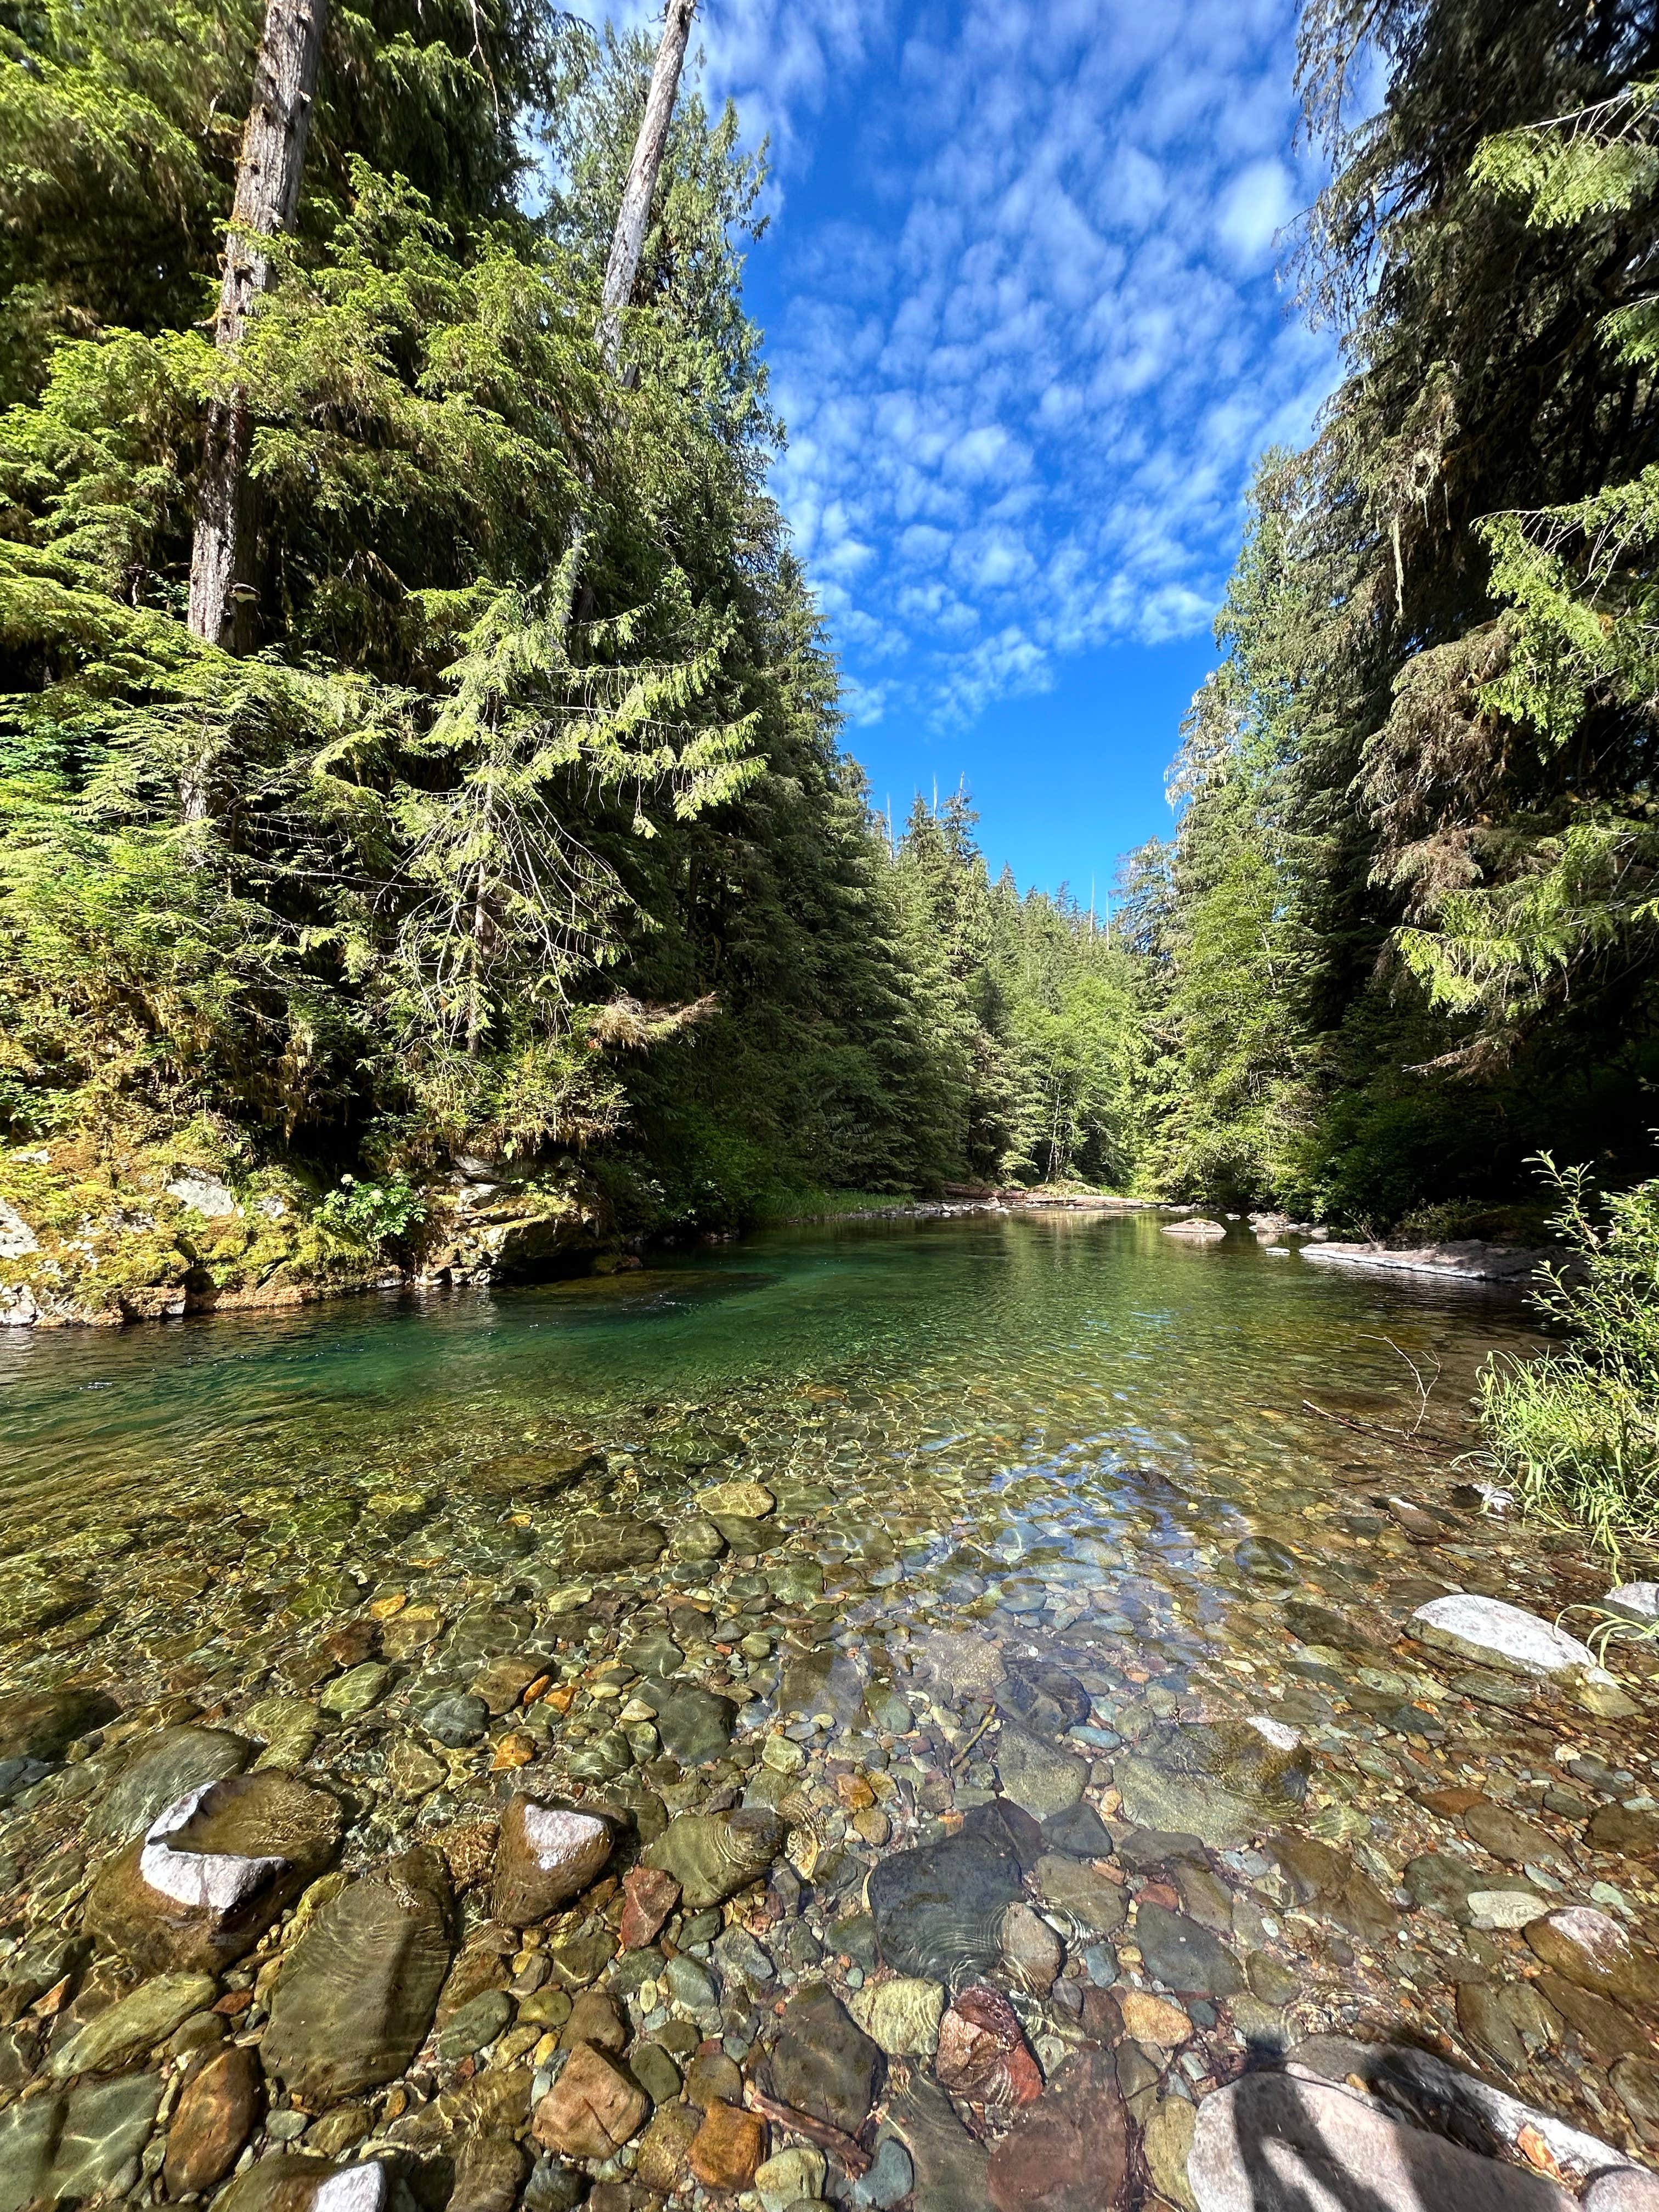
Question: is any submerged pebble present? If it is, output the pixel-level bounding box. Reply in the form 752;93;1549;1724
0;1217;1654;2209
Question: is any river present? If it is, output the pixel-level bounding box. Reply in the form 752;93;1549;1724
0;1210;1654;2209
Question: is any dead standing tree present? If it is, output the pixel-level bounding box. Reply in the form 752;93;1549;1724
187;0;328;664
597;0;696;371
181;0;693;822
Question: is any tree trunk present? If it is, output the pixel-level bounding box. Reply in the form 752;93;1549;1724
187;0;328;664
596;0;696;370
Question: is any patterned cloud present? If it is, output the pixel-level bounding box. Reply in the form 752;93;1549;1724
585;0;1339;733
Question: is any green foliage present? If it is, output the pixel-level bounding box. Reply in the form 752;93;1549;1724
0;0;1074;1226
1479;1155;1659;1559
313;1170;426;1251
883;793;1140;1192
1133;2;1659;1226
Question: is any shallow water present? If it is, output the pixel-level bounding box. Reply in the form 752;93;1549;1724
2;1211;1656;2205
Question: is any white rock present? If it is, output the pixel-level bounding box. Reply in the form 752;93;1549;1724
1584;2171;1659;2212
1466;1889;1551;1931
0;1283;41;1327
1245;1715;1304;1753
313;2169;389;2212
1188;2070;1577;2212
1412;1595;1618;1690
166;1169;239;1219
1163;1218;1226;1243
1604;1582;1659;1626
139;1781;287;1914
0;1196;38;1259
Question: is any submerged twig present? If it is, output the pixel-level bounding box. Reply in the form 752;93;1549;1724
745;2086;873;2174
1302;1398;1436;1457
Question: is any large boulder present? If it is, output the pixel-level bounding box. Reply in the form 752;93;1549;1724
1112;1717;1309;1850
1410;1596;1634;1715
262;1848;452;2107
867;1825;1024;1988
492;1797;615;1925
86;1772;342;1973
1188;2071;1576;2212
642;1808;786;1911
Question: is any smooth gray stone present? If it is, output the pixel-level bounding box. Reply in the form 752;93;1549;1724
651;1686;737;1767
1135;1903;1243;1997
0;2070;165;2212
994;1725;1086;1820
867;1827;1023;1987
770;1982;881;2136
263;1848;452;2106
1189;2071;1576;2212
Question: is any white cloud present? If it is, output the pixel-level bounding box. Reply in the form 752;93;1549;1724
1217;158;1296;264
588;0;1339;733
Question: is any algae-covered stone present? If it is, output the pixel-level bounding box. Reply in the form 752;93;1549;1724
88;1724;252;1842
215;2153;390;2212
1034;1853;1127;1935
49;1971;215;2078
0;1688;117;1763
1525;1907;1654;2006
263;1847;452;2106
0;2070;165;2212
994;1726;1086;1821
849;1974;946;2056
563;1516;667;1572
1113;1717;1308;1850
87;1770;342;1973
644;1807;786;1910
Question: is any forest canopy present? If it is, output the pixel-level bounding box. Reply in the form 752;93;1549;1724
1;0;1657;1261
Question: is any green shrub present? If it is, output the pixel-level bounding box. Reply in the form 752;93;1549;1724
313;1174;427;1255
1479;1155;1659;1560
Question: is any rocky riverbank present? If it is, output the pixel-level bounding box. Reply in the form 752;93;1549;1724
0;1145;614;1329
1;1374;1657;2212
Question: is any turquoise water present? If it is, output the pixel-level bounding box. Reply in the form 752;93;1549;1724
4;1210;1655;2185
0;1212;1541;1549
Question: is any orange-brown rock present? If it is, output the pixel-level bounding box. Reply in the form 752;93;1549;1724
935;1985;1043;2113
532;2042;649;2160
162;2045;262;2196
561;1990;629;2053
619;1866;680;1950
493;1796;615;1925
689;2100;766;2190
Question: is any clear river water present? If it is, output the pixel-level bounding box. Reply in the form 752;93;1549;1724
0;1210;1655;2211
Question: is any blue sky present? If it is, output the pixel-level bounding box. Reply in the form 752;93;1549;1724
589;1;1341;898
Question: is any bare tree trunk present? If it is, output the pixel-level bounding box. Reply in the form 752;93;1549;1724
187;0;328;664
596;0;696;371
